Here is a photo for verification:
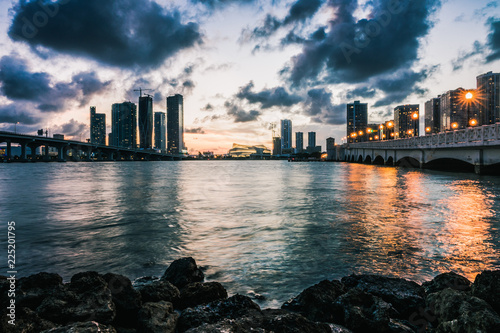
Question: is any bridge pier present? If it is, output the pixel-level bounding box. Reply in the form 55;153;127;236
20;143;27;161
474;165;484;175
44;145;50;161
57;146;66;162
6;140;12;161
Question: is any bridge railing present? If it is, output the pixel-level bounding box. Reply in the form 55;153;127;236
348;123;500;149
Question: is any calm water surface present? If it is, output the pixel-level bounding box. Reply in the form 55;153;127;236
1;161;499;307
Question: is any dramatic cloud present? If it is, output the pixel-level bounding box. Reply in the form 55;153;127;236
185;127;206;134
191;0;256;9
346;87;377;100
9;0;202;68
486;18;500;62
225;101;260;122
235;81;302;109
0;104;40;125
0;55;110;112
452;41;486;71
304;88;345;125
53;119;87;137
286;0;440;86
372;69;431;107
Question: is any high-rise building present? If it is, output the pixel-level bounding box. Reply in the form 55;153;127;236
326;137;336;161
477;72;500;125
425;98;441;135
308;131;316;148
167;94;184;155
394;104;419;138
347;101;368;143
272;137;281;156
138;95;153;149
111;102;137;148
440;88;478;131
154;112;166;152
280;119;292;150
295;132;303;153
90;106;106;145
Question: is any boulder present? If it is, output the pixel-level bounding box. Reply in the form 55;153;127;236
472;270;500;315
103;273;142;327
177;282;228;309
282;279;346;322
427;287;500;332
341;274;425;318
260;309;333;333
161;257;204;288
40;321;117;332
1;306;56;333
17;272;64;310
137;301;178;333
138;280;180;304
422;272;471;295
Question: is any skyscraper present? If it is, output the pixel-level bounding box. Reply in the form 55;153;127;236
477;72;500;125
280;119;292;150
90;106;106;145
347;101;368;143
272;137;281;156
111;102;137;148
394;104;419;138
167;94;184;155
138;95;153;149
424;98;440;135
308;131;316;148
295;132;303;153
154;112;166;152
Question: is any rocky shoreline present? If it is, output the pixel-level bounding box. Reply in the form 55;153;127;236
2;257;499;333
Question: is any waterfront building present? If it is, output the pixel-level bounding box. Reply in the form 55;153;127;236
394;104;419;138
167;94;184;154
295;132;303;153
111;102;137;148
440;88;478;131
307;132;321;153
366;123;379;141
383;120;395;140
347;101;368;143
425;98;441;135
90;106;106;145
477;72;500;125
272;137;281;156
154;112;166;152
228;144;271;158
138;95;153;149
280;119;292;150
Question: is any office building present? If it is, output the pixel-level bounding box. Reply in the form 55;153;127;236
90;106;106;145
272;137;281;156
440;88;478;131
477;72;500;125
167;94;184;154
307;132;321;153
347;101;368;143
281;119;292;150
394;104;419;138
326;137;336;160
154;112;166;152
111;102;137;148
425;98;441;135
295;132;303;153
138;95;153;149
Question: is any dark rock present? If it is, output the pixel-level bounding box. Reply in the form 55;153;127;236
427;288;500;332
422;272;471;294
178;282;228;309
17;272;64;310
341;274;425;319
103;273;142;327
138;279;180;303
260;309;333;333
177;294;262;332
40;321;117;332
137;301;178;333
282;279;346;322
37;271;116;325
161;257;204;288
1;307;56;333
472;270;500;315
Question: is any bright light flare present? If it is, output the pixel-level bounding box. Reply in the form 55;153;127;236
466;92;473;100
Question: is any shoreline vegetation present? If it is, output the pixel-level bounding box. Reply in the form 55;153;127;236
2;257;499;333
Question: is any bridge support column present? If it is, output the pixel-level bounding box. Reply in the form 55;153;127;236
44;145;50;161
474;165;484;175
86;148;92;161
57;146;66;162
20;143;27;161
6;140;12;161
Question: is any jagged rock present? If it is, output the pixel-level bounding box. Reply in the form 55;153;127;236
332;288;409;333
103;273;142;327
138;279;180;303
37;271;116;325
422;272;471;294
282;279;346;322
472;270;500;315
178;282;228;309
1;307;56;333
17;272;64;310
40;321;117;332
260;309;333;333
427;288;500;332
137;301;178;333
177;294;262;332
161;257;204;288
341;274;425;318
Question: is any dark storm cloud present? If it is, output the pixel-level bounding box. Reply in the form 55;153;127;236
305;88;345;125
225;101;260;122
486;18;500;62
9;0;202;68
190;0;255;9
235;81;302;109
0;104;40;124
286;0;440;86
346;86;376;99
185;127;206;134
372;69;430;107
53;119;87;137
0;55;110;112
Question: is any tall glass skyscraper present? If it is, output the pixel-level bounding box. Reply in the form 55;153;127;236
111;102;137;148
90;106;106;145
280;119;292;150
347;101;368;143
295;132;303;153
167;94;184;155
477;72;500;125
154;112;166;152
138;95;153;149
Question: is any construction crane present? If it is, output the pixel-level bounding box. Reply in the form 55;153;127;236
270;122;277;138
134;88;153;97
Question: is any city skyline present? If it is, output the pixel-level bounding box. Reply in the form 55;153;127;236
0;0;499;153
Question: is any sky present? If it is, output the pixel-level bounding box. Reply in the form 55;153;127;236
0;0;499;154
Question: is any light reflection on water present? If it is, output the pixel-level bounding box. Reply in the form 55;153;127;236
1;161;499;307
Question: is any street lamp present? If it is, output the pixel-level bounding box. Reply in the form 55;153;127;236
466;91;473;127
412;112;419;137
15;122;19;134
451;122;459;130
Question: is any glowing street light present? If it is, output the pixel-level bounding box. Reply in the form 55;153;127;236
466;92;473;100
451;122;459;129
465;91;474;127
387;121;394;128
425;127;431;133
412;112;419;120
470;119;478;126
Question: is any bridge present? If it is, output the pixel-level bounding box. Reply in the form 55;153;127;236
343;123;500;174
0;131;177;162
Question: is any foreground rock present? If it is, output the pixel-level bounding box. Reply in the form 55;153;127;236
41;321;117;333
161;257;204;288
471;270;500;315
422;272;472;294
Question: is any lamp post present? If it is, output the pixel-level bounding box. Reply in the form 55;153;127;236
15;122;19;134
466;91;473;127
387;121;394;140
412;112;419;137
